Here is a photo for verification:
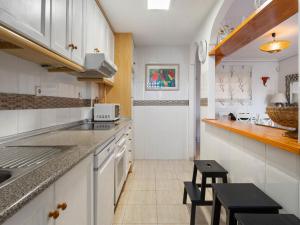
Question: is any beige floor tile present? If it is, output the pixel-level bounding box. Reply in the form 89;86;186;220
156;179;182;191
113;204;126;224
127;190;156;205
123;205;157;224
156;190;183;205
157;205;189;224
125;178;156;191
155;170;177;179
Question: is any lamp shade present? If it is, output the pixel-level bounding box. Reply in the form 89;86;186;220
271;93;287;104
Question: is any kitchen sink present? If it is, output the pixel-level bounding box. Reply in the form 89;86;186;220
0;146;74;187
0;170;12;184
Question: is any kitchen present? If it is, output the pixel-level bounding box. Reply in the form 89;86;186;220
0;0;299;225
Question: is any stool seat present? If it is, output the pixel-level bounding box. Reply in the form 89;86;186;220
194;160;228;176
211;183;282;225
235;214;300;225
212;183;282;210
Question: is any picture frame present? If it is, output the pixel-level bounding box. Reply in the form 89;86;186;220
145;64;179;91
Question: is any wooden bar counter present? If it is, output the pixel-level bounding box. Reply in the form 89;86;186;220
203;119;300;155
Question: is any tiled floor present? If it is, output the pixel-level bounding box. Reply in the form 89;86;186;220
113;160;224;225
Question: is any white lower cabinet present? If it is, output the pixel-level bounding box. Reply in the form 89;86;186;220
3;186;55;225
55;155;93;225
3;155;93;225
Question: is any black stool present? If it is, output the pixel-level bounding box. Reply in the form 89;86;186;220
183;160;228;225
211;183;282;225
235;214;300;225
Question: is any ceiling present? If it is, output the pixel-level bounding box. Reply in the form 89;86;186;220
222;0;298;61
100;0;218;46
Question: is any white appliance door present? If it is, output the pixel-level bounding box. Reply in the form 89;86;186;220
114;145;126;203
95;153;115;225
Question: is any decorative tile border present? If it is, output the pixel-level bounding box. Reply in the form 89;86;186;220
133;100;189;106
200;98;208;106
0;93;91;110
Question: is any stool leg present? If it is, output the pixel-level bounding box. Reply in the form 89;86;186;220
212;177;216;184
211;193;221;225
183;187;187;204
226;210;236;225
192;165;197;183
222;175;228;183
190;203;196;225
200;174;207;202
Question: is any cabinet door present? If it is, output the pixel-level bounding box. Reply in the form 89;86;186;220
71;0;86;65
51;0;72;58
0;0;50;46
85;0;97;54
97;9;107;54
3;186;55;225
55;155;93;225
108;28;115;63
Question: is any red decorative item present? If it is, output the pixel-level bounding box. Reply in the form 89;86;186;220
261;76;270;86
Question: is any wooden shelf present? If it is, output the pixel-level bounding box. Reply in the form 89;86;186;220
203;119;300;155
209;0;298;64
0;25;85;72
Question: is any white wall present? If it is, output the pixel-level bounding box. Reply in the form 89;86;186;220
133;46;189;100
0;52;98;138
216;61;279;116
278;55;299;93
133;46;190;159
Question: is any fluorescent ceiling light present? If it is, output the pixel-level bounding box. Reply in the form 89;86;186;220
147;0;171;10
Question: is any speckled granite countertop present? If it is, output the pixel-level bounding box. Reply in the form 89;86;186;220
0;118;131;224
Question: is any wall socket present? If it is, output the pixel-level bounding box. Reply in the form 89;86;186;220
35;86;42;96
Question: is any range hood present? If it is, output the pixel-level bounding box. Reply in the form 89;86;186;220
79;53;117;78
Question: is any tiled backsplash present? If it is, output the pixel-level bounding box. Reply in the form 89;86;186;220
0;93;90;110
0;52;99;138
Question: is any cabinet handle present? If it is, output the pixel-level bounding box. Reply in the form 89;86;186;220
68;43;75;49
57;202;68;210
73;45;78;50
94;48;100;53
48;210;60;219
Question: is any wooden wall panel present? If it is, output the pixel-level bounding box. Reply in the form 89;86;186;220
106;33;133;118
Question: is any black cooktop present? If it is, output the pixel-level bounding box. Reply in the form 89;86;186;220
68;121;119;130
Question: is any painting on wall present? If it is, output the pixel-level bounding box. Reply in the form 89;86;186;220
145;64;179;91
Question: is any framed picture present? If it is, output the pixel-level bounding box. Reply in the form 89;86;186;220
145;64;179;91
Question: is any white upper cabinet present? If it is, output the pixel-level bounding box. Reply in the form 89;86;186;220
85;0;114;63
85;0;97;53
71;0;86;65
107;26;115;63
51;0;86;65
0;0;51;47
51;0;72;58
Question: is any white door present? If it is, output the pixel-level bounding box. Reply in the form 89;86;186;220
71;0;86;65
3;186;55;225
0;0;51;46
55;155;93;225
95;154;115;225
51;0;72;58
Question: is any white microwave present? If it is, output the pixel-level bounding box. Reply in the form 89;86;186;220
94;104;120;121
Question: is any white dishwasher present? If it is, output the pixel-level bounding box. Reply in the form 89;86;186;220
94;138;115;225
